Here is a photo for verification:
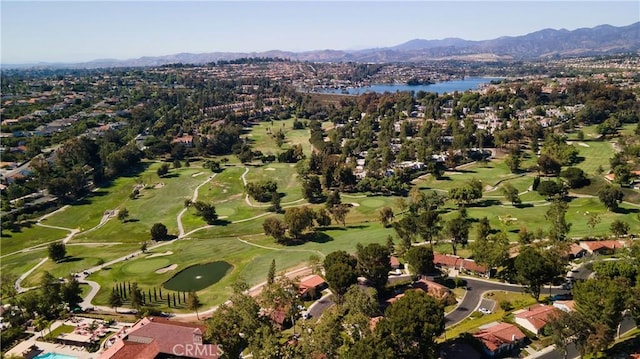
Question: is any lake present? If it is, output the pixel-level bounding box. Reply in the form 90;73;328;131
319;77;502;95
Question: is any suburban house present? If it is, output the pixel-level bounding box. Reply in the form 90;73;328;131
100;316;218;359
390;256;402;270
473;322;526;358
433;253;488;276
413;278;452;301
567;243;587;259
171;135;194;147
553;300;576;313
298;274;326;299
579;240;627;255
514;304;561;335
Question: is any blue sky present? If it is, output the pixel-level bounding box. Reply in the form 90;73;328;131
1;1;638;63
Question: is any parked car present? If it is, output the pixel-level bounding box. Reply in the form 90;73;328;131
479;307;492;315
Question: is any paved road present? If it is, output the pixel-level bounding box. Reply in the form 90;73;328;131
308;293;335;320
445;276;570;328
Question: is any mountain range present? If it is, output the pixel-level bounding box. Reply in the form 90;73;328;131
7;22;640;68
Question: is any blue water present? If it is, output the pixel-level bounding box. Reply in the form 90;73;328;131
320;77;502;95
34;353;78;359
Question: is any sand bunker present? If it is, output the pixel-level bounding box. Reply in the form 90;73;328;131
154;182;165;189
578;142;590;147
155;264;178;274
147;251;173;258
349;202;361;207
265;168;276;171
191;172;204;177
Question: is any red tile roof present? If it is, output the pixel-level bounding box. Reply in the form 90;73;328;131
390;256;401;268
434;253;463;268
462;259;487;274
473;322;525;352
100;317;216;359
299;274;326;289
515;305;561;331
580;240;626;253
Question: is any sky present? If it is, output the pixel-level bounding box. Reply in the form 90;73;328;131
1;1;639;64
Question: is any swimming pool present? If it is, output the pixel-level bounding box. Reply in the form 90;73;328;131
34;353;78;359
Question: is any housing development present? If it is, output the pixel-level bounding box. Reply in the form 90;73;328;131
1;25;640;359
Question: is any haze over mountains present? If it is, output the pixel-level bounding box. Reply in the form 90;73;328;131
6;22;640;69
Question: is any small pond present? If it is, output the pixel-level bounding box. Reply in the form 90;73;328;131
163;261;232;291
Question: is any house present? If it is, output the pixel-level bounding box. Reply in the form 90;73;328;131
514;304;561;335
172;135;194;147
461;259;488;276
298;274;326;299
579;240;626;255
99;316;218;359
473;322;526;358
389;256;401;270
568;243;586;259
433;253;463;270
553;300;576;313
413;278;451;300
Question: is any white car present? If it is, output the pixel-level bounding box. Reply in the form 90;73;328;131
479;307;492;315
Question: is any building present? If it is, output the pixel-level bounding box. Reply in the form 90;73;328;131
100;316;218;359
390;256;401;270
412;278;451;300
298;274;326;299
579;240;627;255
473;322;526;358
553;300;576;313
514;304;561;335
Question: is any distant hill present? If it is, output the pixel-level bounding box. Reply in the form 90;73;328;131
5;22;639;69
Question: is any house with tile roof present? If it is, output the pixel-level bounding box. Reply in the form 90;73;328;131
473;322;526;358
579;240;627;255
514;304;561;335
99;316;218;359
298;274;326;299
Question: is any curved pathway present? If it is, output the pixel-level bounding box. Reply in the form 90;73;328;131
177;173;217;238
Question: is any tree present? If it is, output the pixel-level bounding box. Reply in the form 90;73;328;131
301;175;323;203
206;283;262;359
325;190;341;208
325;262;358;301
537;154;561;176
537;180;566;199
356;243;391;293
140;242;148;253
329;203;350;227
405;246;434;276
61;276;83;310
445;211;470;256
475;217;492;241
157;163;170;177
515;246;553;301
500;183;521;205
545;199;571;242
472;231;509;275
283;206;315;239
150;223;168;241
187;291;201;320
378;207;394;228
314;208;332;227
586;212;601;237
245;180;278;203
560;167;589;189
263;217;287;243
377;290;444;358
267;259;276;286
192;201;218;224
448;179;483;207
613;164;632;185
415;209;441;245
323;250;358;272
572;277;630;355
505;153;521;173
117;208;129;222
130;283;144;310
48;242;66;263
109;290;123;313
598;185;624;211
610;219;630;237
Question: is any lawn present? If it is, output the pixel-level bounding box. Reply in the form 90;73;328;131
1;224;69;257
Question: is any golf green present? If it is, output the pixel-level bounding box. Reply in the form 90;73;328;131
163;261;233;291
360;198;385;208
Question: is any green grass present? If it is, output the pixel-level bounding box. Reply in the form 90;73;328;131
43;324;75;340
1;224;69;256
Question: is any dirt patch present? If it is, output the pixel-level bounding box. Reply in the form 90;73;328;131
147;251;173;258
154;182;165;189
155;263;177;274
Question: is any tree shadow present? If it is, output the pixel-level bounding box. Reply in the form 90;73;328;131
614;207;639;214
471;199;502;208
346;224;368;230
161;173;180;179
514;203;534;208
124;219;140;223
59;256;83;263
309;232;334;244
214;218;232;226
